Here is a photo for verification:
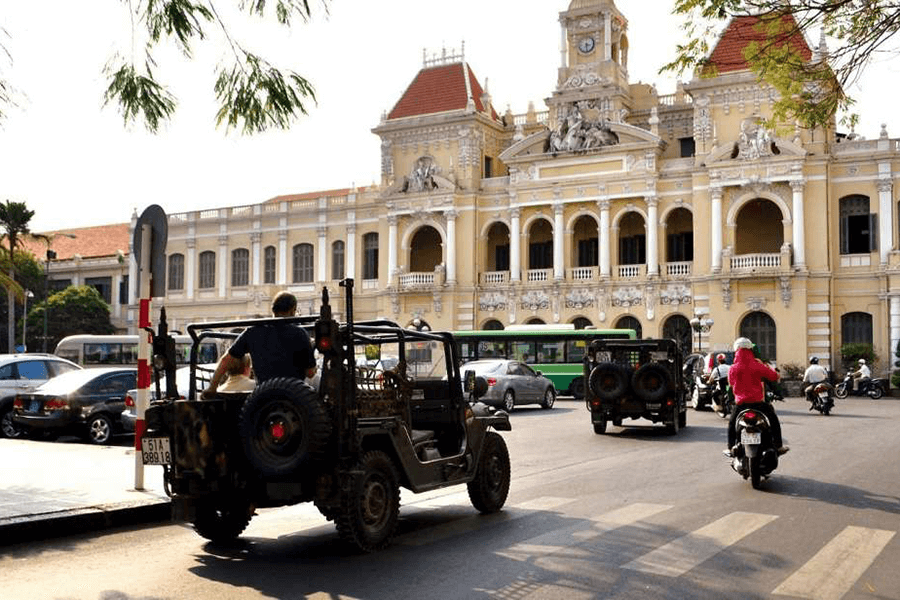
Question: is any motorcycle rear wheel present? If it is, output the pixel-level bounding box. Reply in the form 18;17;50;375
868;385;884;399
749;455;762;489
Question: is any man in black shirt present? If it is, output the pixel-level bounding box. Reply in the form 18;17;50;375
202;292;316;397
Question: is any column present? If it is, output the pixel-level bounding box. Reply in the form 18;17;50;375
251;231;261;286
891;296;900;368
388;215;398;287
559;17;567;68
278;230;287;285
604;12;612;61
878;177;893;265
445;210;457;284
112;273;122;320
646;196;659;276
185;239;195;300
711;186;723;272
510;208;521;282
218;234;228;298
554;203;565;281
128;248;138;305
346;222;357;282
790;179;806;268
599;200;611;278
317;226;327;282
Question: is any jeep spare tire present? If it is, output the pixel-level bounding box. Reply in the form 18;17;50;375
631;363;672;403
589;362;629;400
238;377;331;478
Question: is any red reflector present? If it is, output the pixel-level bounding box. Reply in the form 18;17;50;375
591;400;601;408
124;394;134;407
271;422;286;440
317;339;332;351
666;399;674;406
744;411;757;420
486;377;497;386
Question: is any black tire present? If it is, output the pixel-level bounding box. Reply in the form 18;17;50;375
238;378;331;478
749;455;762;489
868;384;884;399
589;362;629;400
336;450;401;552
193;496;254;543
541;387;556;409
678;409;687;429
468;431;511;514
86;414;113;445
632;363;672;403
570;377;585;400
1;408;25;439
834;383;849;399
665;408;681;435
593;419;607;434
502;389;515;412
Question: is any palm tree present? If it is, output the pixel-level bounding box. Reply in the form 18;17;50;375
0;200;34;352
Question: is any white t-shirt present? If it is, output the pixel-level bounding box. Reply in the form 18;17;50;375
710;364;730;380
803;364;828;384
856;364;871;379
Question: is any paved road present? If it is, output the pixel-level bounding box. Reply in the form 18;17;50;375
1;396;898;600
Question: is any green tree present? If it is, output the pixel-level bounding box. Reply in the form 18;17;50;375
0;200;33;352
0;249;45;352
662;1;900;130
2;1;327;134
25;286;116;354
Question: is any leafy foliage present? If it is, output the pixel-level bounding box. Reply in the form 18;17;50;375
839;342;877;370
663;0;900;130
778;362;805;380
26;286;116;353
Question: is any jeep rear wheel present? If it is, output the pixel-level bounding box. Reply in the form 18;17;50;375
589;363;629;400
239;378;331;478
632;363;672;403
468;431;510;514
193;496;254;543
337;451;401;552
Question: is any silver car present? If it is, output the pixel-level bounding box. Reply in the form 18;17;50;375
0;353;82;438
461;359;556;411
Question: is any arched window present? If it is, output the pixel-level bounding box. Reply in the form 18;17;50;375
740;311;777;361
332;240;345;280
292;243;314;283
483;319;504;330
662;314;692;353
231;248;249;287
168;254;184;291
263;246;276;284
526;318;546;325
363;233;379;280
572;317;593;329
198;251;215;289
841;312;873;345
615;315;642;339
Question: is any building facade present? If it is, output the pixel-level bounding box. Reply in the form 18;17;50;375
45;0;900;377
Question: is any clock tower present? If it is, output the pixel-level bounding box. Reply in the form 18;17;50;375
548;0;632;127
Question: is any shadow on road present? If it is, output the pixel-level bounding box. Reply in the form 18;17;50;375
769;476;900;514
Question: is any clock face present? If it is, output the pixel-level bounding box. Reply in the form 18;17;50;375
578;36;595;53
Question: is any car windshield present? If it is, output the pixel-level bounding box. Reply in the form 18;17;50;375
461;360;505;375
35;368;110;394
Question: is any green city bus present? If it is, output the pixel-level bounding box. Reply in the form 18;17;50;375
453;325;637;399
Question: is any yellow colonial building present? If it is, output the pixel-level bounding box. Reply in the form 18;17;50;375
45;0;900;378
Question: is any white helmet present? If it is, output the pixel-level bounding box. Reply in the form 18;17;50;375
733;337;753;351
858;358;866;365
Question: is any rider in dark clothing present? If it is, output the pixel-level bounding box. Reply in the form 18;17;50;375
203;292;316;397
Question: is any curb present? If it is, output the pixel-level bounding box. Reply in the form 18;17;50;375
0;500;171;546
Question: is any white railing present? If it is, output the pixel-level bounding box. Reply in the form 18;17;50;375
199;209;219;220
231;206;253;218
618;264;644;279
568;266;598;281
657;93;693;107
362;278;379;290
512;110;550;126
731;253;782;271
480;271;509;286
399;272;435;289
665;261;692;277
526;268;552;283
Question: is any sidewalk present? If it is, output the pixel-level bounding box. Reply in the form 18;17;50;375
0;437;171;546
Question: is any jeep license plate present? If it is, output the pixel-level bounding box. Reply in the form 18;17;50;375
646;403;661;410
741;431;761;445
141;437;171;465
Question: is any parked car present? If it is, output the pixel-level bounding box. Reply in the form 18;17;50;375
460;359;556;411
0;353;81;439
122;364;216;432
12;367;136;444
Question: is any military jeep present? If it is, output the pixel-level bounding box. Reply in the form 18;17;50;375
583;338;688;435
142;279;511;552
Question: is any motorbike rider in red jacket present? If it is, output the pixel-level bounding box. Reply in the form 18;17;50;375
723;337;789;457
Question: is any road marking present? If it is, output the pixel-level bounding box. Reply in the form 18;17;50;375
397;496;571;546
621;511;778;577
497;503;672;562
772;526;896;600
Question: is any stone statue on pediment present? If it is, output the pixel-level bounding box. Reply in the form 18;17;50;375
736;116;777;160
547;100;619;154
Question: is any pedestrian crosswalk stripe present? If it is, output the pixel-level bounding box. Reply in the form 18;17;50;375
772;526;896;600
621;511;779;577
397;496;571;546
497;503;672;562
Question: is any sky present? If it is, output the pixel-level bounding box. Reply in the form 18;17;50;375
1;1;897;234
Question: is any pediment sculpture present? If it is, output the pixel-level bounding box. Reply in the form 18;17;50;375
389;156;456;194
547;100;619;154
734;116;780;160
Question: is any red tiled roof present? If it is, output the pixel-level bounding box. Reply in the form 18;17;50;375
22;223;130;261
707;14;812;74
387;62;499;121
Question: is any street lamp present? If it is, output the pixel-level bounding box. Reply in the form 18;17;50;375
22;290;33;352
42;234;78;352
689;316;714;355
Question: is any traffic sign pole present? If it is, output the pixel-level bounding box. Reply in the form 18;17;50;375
134;223;152;491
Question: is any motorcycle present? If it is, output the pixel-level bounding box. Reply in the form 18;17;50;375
806;382;834;415
728;405;780;489
710;377;733;418
834;374;884;399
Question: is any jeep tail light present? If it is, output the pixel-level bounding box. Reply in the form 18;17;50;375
486;377;497;387
44;398;69;410
13;397;23;409
124;394;134;408
591;400;602;408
